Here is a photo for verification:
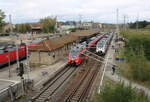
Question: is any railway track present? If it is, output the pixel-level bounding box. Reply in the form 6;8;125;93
66;63;100;102
56;59;102;102
31;65;76;102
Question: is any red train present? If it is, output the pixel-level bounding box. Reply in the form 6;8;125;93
68;33;105;66
68;43;87;66
0;44;27;67
0;41;39;68
87;34;105;52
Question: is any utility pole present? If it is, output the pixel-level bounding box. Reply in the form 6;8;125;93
9;14;13;33
55;16;57;33
7;55;11;78
123;15;126;31
79;14;82;29
16;44;20;70
26;44;30;80
126;15;129;30
116;9;119;35
136;13;139;31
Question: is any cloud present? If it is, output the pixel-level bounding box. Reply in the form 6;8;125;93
0;0;150;23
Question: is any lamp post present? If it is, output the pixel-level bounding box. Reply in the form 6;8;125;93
6;55;11;78
16;44;20;70
26;44;30;80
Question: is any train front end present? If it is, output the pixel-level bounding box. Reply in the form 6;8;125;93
68;49;81;66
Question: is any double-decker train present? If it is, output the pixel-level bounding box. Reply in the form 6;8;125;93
87;34;105;52
96;32;113;55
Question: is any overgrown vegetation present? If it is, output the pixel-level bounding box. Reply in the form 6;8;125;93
0;9;6;33
129;20;150;29
121;30;150;86
40;17;56;33
95;82;149;102
15;23;31;33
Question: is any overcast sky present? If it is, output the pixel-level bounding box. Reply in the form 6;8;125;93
0;0;150;23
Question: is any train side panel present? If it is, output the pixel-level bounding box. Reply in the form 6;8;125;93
0;45;26;67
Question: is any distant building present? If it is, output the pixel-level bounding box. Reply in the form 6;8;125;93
75;21;82;29
61;25;75;31
29;23;43;34
82;22;93;30
82;22;102;30
92;23;102;29
60;21;76;32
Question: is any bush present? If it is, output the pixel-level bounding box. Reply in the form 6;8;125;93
98;82;148;102
121;30;150;82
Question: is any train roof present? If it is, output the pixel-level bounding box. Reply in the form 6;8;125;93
97;37;108;47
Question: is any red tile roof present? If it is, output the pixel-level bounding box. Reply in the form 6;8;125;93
30;30;100;51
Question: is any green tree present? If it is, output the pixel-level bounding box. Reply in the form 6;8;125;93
40;17;56;33
15;23;31;33
129;21;150;29
0;9;6;32
145;24;150;29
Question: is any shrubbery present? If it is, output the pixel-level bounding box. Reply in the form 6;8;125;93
96;82;148;102
121;30;150;82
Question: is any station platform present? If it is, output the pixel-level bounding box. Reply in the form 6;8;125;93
0;79;17;92
0;79;20;101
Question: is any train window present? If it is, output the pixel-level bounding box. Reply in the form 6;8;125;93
70;50;78;58
5;47;15;52
4;50;8;52
0;47;5;50
0;50;4;53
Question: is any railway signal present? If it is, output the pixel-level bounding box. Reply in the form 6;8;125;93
17;63;24;77
17;62;25;96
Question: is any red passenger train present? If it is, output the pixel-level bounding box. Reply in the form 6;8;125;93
0;41;39;68
87;34;105;52
0;44;27;67
68;42;87;66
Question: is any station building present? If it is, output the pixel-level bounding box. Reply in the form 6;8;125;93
29;30;100;66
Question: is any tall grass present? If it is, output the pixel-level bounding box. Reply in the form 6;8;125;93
96;82;149;102
121;30;150;82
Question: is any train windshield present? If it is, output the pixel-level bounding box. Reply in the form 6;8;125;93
70;49;79;58
70;45;83;58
